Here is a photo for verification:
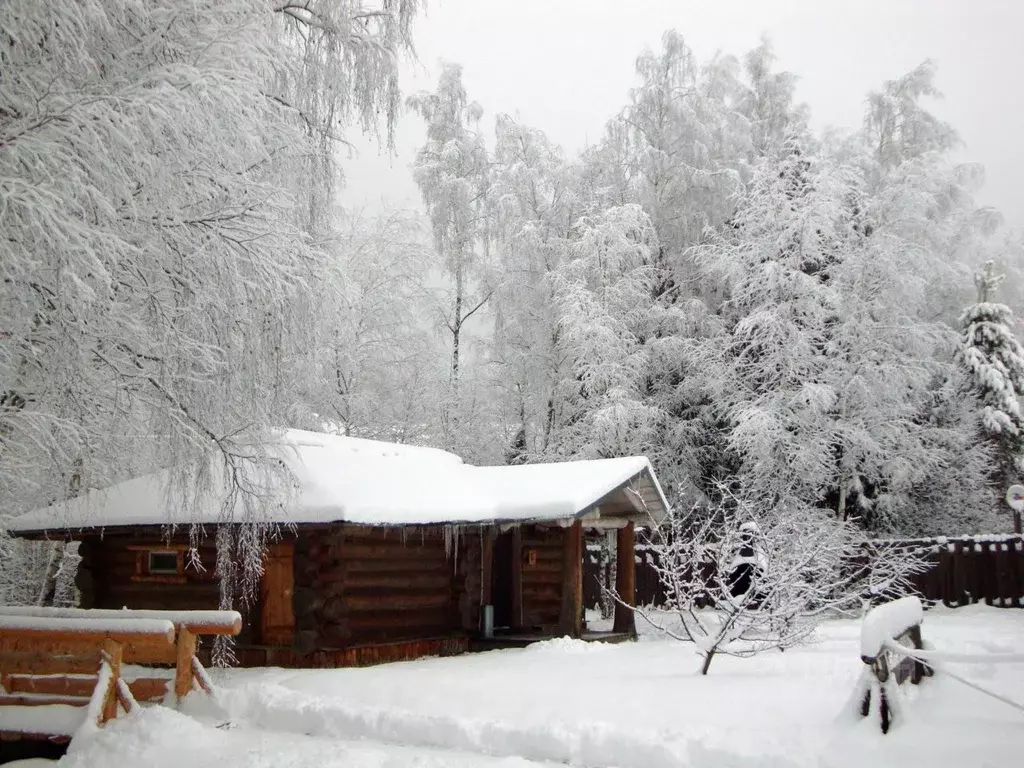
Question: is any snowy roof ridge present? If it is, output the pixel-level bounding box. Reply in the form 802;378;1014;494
7;430;669;534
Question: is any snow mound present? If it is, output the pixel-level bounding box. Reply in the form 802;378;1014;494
860;596;924;660
524;637;614;654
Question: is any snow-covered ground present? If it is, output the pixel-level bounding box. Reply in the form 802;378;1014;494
52;605;1024;768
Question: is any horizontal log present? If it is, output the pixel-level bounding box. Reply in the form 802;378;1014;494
345;608;454;632
342;559;453;574
344;528;448;544
99;579;220;594
525;550;565;564
0;695;89;707
0;608;241;637
0;653;102;676
96;589;220;608
341;544;450;562
4;675;97;697
343;572;453;590
346;593;453;612
522;586;561;602
524;569;565;581
3;674;168;702
520;538;564;549
1;636;175;666
525;612;561;626
0;616;175;642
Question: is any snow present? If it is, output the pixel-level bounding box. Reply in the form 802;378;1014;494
0;607;240;632
0;704;85;736
0;615;175;638
8;429;667;533
49;605;1024;768
860;596;924;661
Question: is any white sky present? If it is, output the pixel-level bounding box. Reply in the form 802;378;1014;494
341;0;1024;226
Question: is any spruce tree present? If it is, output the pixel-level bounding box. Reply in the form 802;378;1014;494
959;261;1024;532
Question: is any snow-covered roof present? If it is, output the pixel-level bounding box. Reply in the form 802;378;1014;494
7;429;669;534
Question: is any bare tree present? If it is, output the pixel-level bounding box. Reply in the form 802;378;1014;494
640;496;926;674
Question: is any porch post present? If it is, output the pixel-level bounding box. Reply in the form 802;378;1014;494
558;519;584;638
481;526;495;609
613;521;636;637
511;526;524;630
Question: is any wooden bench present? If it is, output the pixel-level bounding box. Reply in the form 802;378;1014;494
0;608;240;742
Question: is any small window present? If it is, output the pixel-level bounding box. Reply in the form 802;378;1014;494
148;551;180;575
129;545;188;583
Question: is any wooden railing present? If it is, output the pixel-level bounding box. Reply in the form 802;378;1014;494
0;608;240;741
853;596;933;733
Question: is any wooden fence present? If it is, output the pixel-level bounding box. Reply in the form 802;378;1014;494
584;535;1024;610
901;536;1024;607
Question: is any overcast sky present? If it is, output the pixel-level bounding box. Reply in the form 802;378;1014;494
341;0;1023;227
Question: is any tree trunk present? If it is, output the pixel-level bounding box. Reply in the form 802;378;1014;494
700;649;715;675
35;542;65;607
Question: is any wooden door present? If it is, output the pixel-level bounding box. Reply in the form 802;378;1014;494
260;542;295;646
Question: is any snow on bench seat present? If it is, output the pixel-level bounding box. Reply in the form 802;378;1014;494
0;607;241;635
860;596;924;662
0;703;86;737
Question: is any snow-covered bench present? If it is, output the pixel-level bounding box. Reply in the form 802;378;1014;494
853;596;933;733
0;608;240;742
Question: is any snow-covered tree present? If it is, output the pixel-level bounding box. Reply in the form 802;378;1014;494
547;205;662;459
0;0;421;625
408;63;493;452
489;115;580;460
958;261;1024;531
313;209;440;442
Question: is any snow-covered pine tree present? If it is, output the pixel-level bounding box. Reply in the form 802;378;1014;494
958;261;1024;532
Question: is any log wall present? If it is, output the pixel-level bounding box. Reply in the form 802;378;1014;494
520;525;566;629
292;524;464;653
77;534;219;613
75;531;258;645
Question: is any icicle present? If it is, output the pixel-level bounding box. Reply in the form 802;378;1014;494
443;524;460;572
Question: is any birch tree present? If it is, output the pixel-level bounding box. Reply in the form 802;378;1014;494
408;64;492;450
1;0;421;625
489;116;579;459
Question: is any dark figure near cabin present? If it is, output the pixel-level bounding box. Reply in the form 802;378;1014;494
727;522;764;604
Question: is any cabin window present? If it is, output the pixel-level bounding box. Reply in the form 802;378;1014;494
147;551;180;575
128;545;189;583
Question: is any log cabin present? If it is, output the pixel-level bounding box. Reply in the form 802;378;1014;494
7;430;669;668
